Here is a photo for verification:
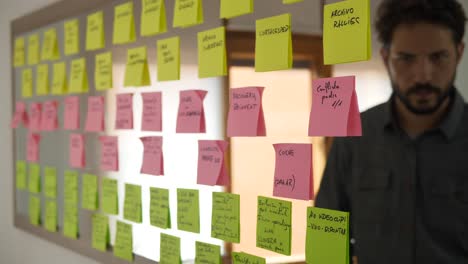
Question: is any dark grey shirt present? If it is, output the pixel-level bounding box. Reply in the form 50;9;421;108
315;90;468;264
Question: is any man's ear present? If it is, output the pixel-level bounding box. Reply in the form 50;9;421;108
456;42;465;64
380;47;390;69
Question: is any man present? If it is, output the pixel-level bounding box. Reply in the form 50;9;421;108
315;0;467;263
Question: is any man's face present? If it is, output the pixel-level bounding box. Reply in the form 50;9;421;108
381;23;464;115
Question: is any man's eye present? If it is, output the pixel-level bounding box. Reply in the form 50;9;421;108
397;55;415;63
430;53;448;63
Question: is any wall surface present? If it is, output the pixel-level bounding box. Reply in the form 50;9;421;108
456;0;468;99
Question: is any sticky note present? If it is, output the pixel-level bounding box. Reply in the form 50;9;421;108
16;160;27;190
173;0;203;28
44;166;57;198
220;0;253;19
40;100;59;131
232;252;265;264
28;163;41;194
124;183;142;223
69;57;89;94
22;68;33;98
195;242;221;264
157;36;180;81
177;188;200;233
86;11;105;51
140;136;164;176
309;76;361;136
150;187;171;229
176;90;207;133
323;0;371;64
255;13;292;72
198;26;227;78
29;195;41;226
99;136;119;171
283;0;303;3
160;233;180;264
95;52;113;91
51;62;67;95
113;2;136;44
28;34;40;65
69;133;85;168
197;140;230;186
92;214;109;252
141;0;167;36
82;173;98;210
63;203;79;239
27;133;41;162
41;28;60;61
64;19;80;55
124;46;151;87
211;192;240;242
114;221;133;262
29;102;42;132
257;196;292;255
116;93;134;129
36;64;49;95
85;96;105;132
11;101;29;129
306;207;350;264
102;178;119;215
45;200;57;232
141;92;162;131
64;96;80;130
227;87;266;137
14;37;25;67
64;170;79;204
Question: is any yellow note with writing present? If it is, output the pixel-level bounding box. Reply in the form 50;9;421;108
14;37;25;67
69;58;89;94
86;11;105;51
283;0;303;4
22;68;33;98
173;0;204;28
141;0;167;36
220;0;253;19
36;64;49;96
198;26;227;78
51;62;67;95
95;52;113;91
157;36;180;81
124;46;151;87
28;34;40;66
64;19;80;56
323;0;371;65
255;13;292;72
113;2;136;44
41;28;60;61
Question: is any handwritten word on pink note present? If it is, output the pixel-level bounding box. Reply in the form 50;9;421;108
197;140;229;186
308;76;361;137
11;101;28;128
41;101;58;131
140;136;164;176
69;133;85;168
141;92;162;131
273;143;313;200
64;96;80;130
29;103;42;131
27;133;41;162
176;90;207;133
99;136;119;171
116;93;134;129
227;87;266;137
85;96;105;132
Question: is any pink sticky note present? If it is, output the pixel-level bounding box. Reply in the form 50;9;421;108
273;143;313;201
197;140;230;186
69;133;85;168
64;96;80;130
140;136;164;176
176;90;207;133
85;96;105;132
308;76;362;137
26;133;41;162
227;87;266;137
11;101;29;128
116;93;134;129
29;103;42;132
99;136;119;171
141;92;162;131
40;101;59;131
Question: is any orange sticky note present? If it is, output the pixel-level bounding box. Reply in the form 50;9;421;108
140;136;164;176
141;92;162;132
197;140;230;186
99;136;119;172
227;87;266;137
85;96;105;132
64;96;80;130
27;133;41;162
176;90;207;133
40;100;59;131
69;133;85;168
116;93;134;130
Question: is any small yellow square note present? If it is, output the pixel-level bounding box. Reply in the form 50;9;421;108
95;52;113;91
283;0;303;4
36;64;49;96
86;11;105;51
157;36;180;81
124;46;151;87
173;0;204;28
14;37;25;67
51;62;67;95
41;28;60;61
64;19;80;56
198;26;227;78
28;34;40;66
113;2;136;45
220;0;253;19
141;0;167;36
69;58;89;94
22;68;33;98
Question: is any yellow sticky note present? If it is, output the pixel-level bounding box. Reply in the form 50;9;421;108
124;46;151;87
141;0;167;36
69;58;89;94
51;62;67;95
157;36;180;81
14;37;25;67
198;26;227;78
95;52;113;91
27;34;40;65
86;11;105;51
283;0;303;4
45;200;58;232
41;28;60;61
255;13;292;72
323;0;371;65
220;0;253;19
113;2;136;45
22;68;33;98
64;19;80;56
29;195;41;226
36;64;49;96
173;0;204;28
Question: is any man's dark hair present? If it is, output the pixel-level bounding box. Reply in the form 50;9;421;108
376;0;467;47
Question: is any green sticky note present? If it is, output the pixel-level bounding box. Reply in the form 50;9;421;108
16;160;27;190
45;200;57;232
51;62;67;95
82;173;98;211
113;2;136;45
44;166;57;198
86;11;105;51
124;184;142;223
177;188;199;233
29;195;41;226
141;0;167;36
114;221;133;262
323;0;371;65
64;170;79;204
102;178;119;215
173;0;203;28
95;52;113;91
150;187;171;229
256;196;292;255
255;13;292;72
211;192;240;243
64;19;80;56
306;207;350;264
36;64;49;95
160;233;181;264
28;34;40;65
283;0;303;4
63;203;79;239
232;252;266;264
198;26;227;78
14;37;25;67
195;241;221;264
41;28;60;61
157;36;180;81
22;68;33;98
28;163;41;194
220;0;253;19
69;57;89;94
124;46;151;87
92;214;109;252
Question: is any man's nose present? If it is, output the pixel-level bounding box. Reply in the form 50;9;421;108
413;57;434;83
